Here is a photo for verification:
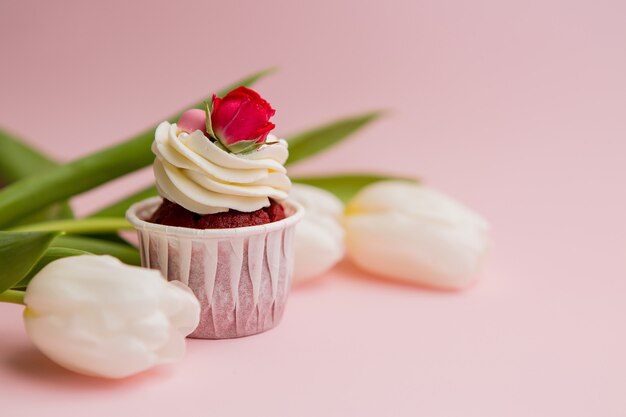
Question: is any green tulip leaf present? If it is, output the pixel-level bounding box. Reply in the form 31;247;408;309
89;186;158;218
87;186;159;246
11;203;75;227
0;129;132;245
0;231;59;293
0;68;275;228
13;247;90;289
79;232;134;247
285;111;382;166
52;235;141;266
0;128;74;224
0;129;60;183
292;173;418;203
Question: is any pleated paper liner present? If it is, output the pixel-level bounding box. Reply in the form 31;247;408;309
127;197;304;339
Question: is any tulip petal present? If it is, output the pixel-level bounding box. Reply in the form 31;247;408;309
293;217;345;283
289;184;345;284
344;181;490;289
23;255;201;378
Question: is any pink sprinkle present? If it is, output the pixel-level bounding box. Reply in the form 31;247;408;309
177;109;207;133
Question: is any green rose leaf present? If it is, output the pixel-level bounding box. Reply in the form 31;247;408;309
0;231;59;293
213;140;230;152
204;101;216;139
224;139;263;154
292;173;418;203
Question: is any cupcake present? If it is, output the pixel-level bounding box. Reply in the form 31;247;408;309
126;87;304;339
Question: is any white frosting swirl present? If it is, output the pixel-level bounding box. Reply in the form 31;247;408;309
152;121;291;214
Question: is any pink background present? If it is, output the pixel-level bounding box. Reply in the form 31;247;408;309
1;0;625;416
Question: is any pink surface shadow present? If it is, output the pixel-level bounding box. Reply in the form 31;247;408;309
3;344;173;390
333;259;476;294
291;269;336;291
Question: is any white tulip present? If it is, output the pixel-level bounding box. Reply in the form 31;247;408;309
344;181;490;289
289;184;345;284
23;255;200;378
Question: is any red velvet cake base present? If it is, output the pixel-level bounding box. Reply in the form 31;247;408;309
148;199;286;229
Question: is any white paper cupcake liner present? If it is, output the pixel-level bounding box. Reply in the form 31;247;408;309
126;197;304;339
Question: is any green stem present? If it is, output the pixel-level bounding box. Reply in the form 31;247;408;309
10;218;132;234
0;289;26;305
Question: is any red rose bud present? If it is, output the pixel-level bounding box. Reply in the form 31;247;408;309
177;109;207;134
211;87;276;151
